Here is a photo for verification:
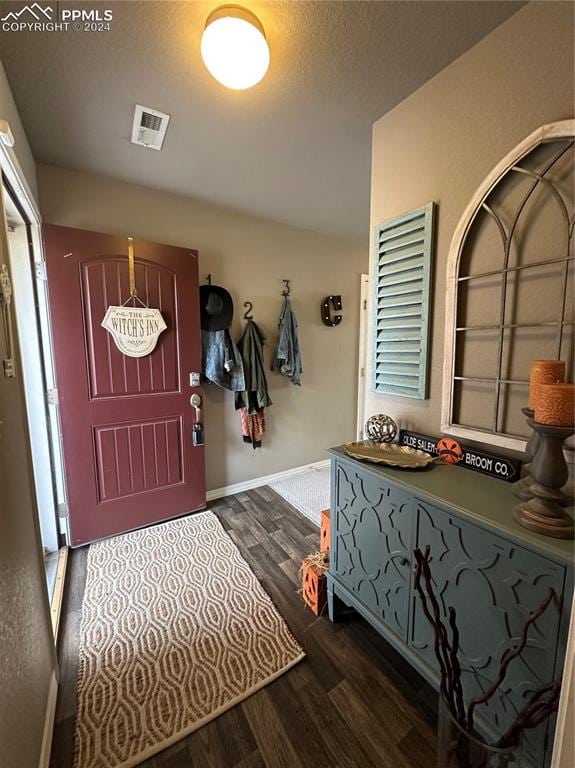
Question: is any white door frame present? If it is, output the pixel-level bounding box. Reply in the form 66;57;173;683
356;273;369;440
0;137;66;551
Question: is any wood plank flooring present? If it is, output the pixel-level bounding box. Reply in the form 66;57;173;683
50;487;437;768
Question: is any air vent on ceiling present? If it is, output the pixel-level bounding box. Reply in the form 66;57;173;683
131;104;170;150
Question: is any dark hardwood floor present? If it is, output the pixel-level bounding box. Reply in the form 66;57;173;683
50;487;437;768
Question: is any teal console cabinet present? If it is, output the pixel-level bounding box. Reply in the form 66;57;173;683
327;447;574;768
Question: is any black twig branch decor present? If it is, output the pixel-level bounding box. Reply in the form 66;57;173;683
412;546;560;750
496;681;561;749
465;588;557;731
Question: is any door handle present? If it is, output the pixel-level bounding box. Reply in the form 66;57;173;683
190;394;204;446
190;393;202;422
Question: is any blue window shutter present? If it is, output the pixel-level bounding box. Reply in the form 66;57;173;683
372;202;435;400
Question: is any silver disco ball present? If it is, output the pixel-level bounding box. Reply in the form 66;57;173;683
365;414;397;444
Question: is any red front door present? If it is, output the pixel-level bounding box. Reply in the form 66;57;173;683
44;224;205;546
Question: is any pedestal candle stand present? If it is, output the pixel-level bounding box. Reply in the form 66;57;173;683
512;407;540;501
515;420;574;539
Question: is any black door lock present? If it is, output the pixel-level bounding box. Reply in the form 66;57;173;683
192;422;204;446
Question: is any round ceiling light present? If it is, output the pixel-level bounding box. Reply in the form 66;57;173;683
201;5;270;90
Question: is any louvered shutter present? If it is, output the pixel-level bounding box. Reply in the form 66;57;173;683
372;202;435;399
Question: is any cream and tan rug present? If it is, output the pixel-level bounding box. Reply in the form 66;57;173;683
73;510;304;768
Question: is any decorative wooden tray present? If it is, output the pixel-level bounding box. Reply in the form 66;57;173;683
343;441;436;469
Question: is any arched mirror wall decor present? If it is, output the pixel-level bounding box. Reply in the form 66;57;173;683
442;120;575;452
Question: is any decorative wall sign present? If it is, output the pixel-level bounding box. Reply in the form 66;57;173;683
101;306;167;358
321;295;342;326
398;430;521;482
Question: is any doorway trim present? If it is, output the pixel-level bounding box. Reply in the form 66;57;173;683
0;139;67;549
356;273;369;440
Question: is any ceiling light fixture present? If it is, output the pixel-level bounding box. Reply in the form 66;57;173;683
201;5;270;90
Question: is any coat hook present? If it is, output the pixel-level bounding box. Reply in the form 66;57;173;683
206;274;212;286
243;301;254;320
282;279;290;297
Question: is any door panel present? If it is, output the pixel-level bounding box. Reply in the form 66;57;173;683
94;416;184;501
44;224;205;546
83;258;179;397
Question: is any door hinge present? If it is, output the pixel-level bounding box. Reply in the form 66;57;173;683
360;367;365;378
34;262;47;281
47;387;58;405
363;299;367;310
57;502;69;519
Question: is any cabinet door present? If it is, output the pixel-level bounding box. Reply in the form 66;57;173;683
332;460;412;641
410;498;567;767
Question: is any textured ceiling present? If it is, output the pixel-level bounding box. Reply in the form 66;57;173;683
0;1;523;238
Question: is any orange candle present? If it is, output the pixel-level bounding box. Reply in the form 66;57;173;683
528;360;565;411
534;383;575;426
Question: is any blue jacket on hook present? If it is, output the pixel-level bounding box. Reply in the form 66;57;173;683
202;329;245;392
272;297;302;386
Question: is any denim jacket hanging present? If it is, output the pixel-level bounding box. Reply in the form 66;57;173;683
272;297;302;386
202;329;245;392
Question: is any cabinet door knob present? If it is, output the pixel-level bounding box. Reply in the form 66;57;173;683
400;557;409;566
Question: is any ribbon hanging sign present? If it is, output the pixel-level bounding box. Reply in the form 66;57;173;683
102;306;167;358
101;237;167;357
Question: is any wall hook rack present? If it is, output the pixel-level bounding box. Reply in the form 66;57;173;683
243;301;254;320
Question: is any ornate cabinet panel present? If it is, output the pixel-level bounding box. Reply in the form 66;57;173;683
332;460;412;640
328;451;573;768
409;498;566;767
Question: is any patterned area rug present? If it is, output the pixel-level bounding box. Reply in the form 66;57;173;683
73;511;304;768
269;466;330;526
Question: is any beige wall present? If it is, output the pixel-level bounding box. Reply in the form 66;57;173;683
366;1;575;439
37;164;367;492
0;254;56;768
0;59;38;200
0;69;56;768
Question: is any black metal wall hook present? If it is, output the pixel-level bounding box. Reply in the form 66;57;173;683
243;301;254;320
282;279;290;297
206;274;212;285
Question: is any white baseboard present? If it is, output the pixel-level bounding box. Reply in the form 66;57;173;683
206;459;330;502
38;670;58;768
